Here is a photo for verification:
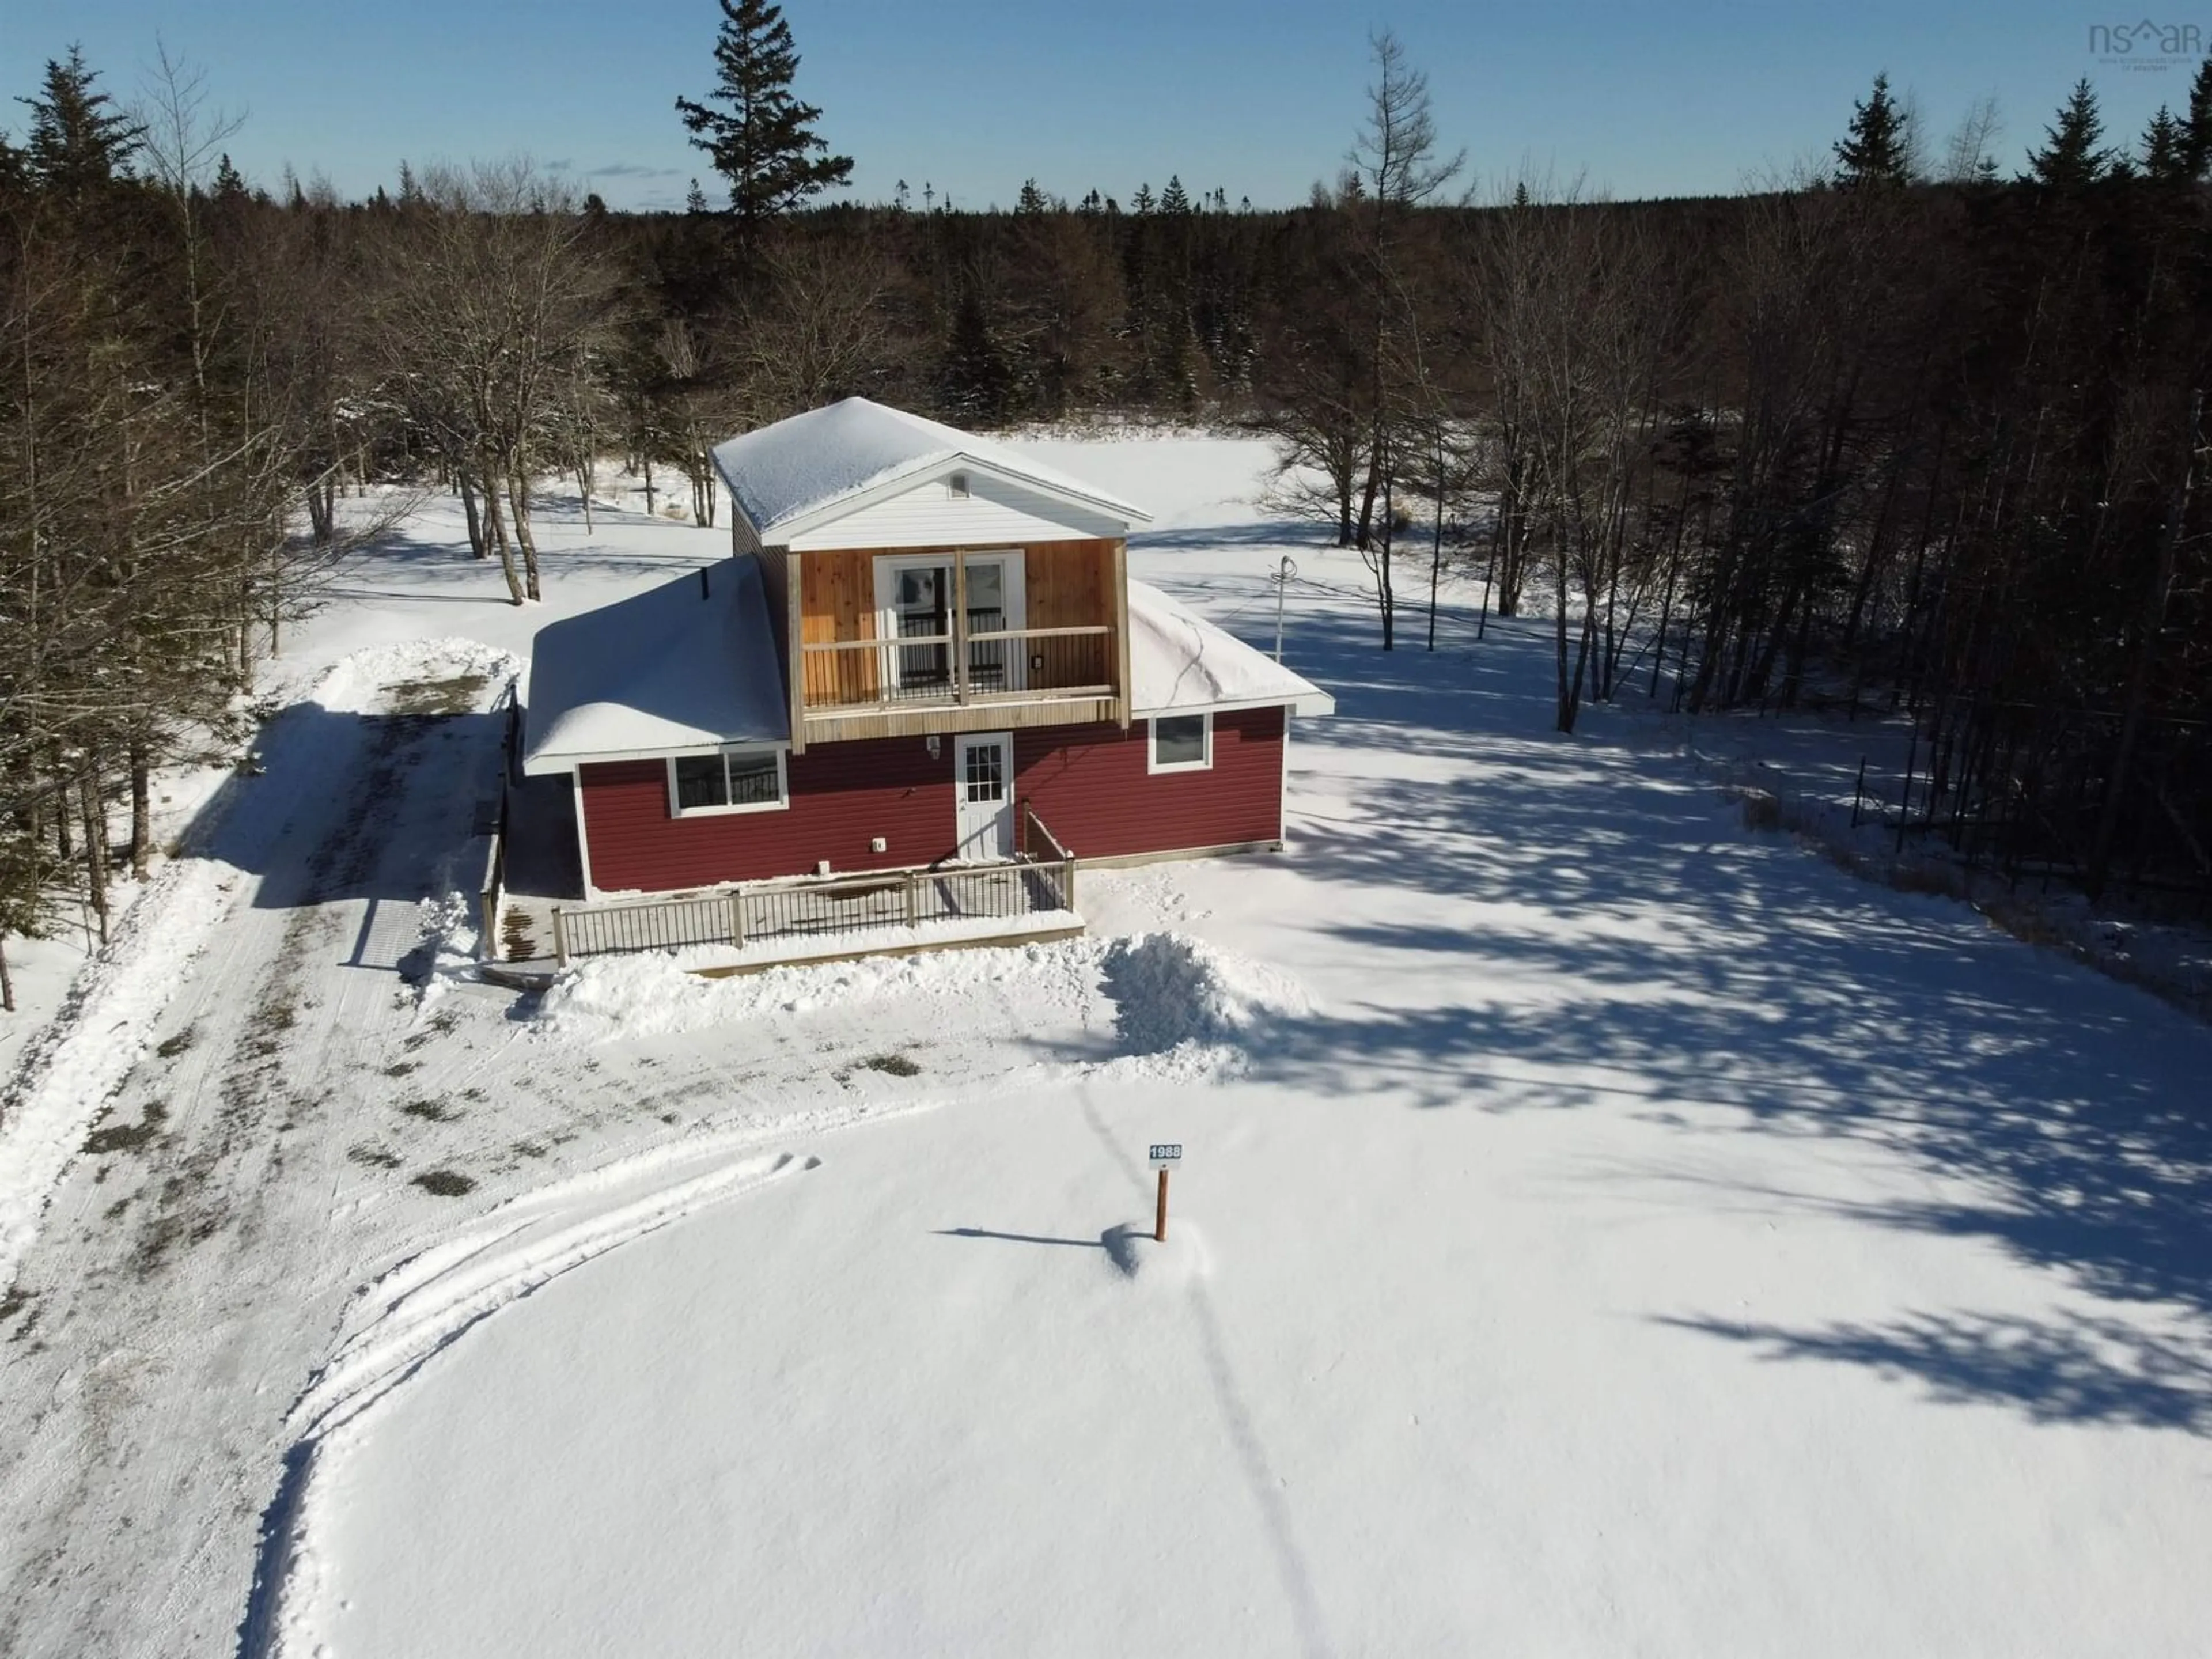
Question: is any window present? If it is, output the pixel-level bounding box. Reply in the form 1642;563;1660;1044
1149;713;1211;773
667;748;789;816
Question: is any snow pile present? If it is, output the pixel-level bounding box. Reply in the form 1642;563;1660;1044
1096;931;1314;1063
532;930;1314;1074
312;638;522;715
406;891;482;1004
0;858;236;1289
533;933;1105;1044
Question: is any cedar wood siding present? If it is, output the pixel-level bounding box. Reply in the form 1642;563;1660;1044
796;540;1119;709
575;706;1286;892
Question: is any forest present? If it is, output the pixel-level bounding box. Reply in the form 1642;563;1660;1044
4;8;2211;1003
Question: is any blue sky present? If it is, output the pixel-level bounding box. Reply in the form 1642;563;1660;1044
6;1;2206;209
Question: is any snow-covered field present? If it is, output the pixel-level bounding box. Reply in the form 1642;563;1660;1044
2;437;2210;1658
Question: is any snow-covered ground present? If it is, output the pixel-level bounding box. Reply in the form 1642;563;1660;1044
3;437;2210;1658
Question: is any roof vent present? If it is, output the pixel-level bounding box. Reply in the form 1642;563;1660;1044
948;471;971;499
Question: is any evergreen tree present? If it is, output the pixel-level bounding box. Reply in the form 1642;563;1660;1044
212;151;247;202
2184;56;2212;178
2027;78;2112;187
16;46;143;197
685;176;711;214
1016;177;1050;215
0;131;25;203
675;0;853;237
1833;71;1912;187
2140;106;2191;182
1160;175;1191;215
1131;181;1155;215
938;286;1012;423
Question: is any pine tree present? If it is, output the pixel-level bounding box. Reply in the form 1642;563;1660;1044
1016;177;1050;215
212;152;246;201
675;0;853;237
685;176;711;214
1131;181;1155;215
939;287;1012;423
16;46;143;197
2027;78;2112;187
1160;175;1191;215
2184;56;2212;178
2140;106;2191;182
1833;72;1912;187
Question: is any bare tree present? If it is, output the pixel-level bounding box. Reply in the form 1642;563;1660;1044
1345;28;1463;576
381;160;621;602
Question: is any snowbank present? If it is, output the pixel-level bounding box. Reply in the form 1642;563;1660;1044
312;638;523;715
533;930;1313;1074
0;858;236;1290
1096;931;1314;1059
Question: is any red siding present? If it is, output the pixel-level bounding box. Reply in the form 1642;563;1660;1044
1015;707;1284;860
577;708;1286;893
579;742;955;893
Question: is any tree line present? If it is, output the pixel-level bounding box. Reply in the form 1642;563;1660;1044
6;18;2211;1002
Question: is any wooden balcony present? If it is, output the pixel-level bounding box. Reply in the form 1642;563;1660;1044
786;541;1129;744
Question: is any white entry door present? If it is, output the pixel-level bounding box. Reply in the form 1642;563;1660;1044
952;730;1015;861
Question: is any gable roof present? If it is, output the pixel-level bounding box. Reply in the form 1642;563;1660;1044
709;398;1152;544
521;556;790;774
1127;580;1335;719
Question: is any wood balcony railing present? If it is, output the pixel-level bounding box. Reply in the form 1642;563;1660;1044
801;622;1116;714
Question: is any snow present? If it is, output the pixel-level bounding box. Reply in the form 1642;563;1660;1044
1127;577;1334;717
709;396;1152;539
533;929;1307;1061
0;857;236;1291
521;554;787;771
3;440;2211;1659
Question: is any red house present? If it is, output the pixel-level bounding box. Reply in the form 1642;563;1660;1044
519;400;1331;907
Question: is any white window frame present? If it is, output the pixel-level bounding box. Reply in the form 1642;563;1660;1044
665;747;791;818
1147;712;1213;774
873;550;1028;692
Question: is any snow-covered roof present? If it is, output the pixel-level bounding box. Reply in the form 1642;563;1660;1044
710;398;1152;543
1127;580;1335;719
522;558;789;774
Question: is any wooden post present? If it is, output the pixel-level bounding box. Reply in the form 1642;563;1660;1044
1155;1168;1169;1243
552;906;569;968
903;870;921;929
952;550;969;704
728;889;746;949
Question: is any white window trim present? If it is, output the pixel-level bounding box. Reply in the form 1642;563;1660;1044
872;550;1028;692
665;747;791;818
1147;712;1213;774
